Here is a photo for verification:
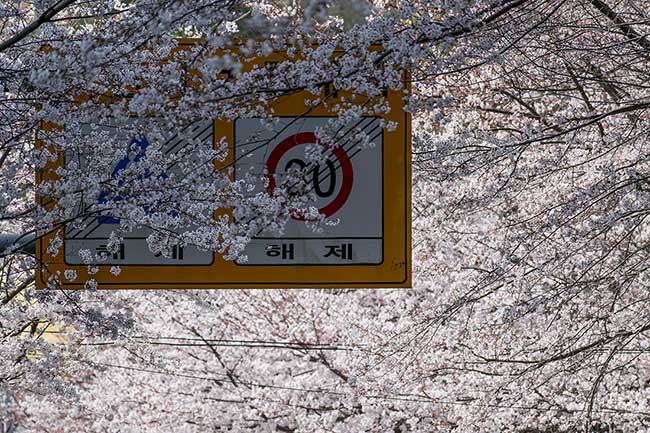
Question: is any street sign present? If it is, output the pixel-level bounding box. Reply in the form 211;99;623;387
36;43;411;288
235;117;383;266
62;119;215;266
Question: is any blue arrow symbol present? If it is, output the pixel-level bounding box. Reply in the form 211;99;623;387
97;135;151;224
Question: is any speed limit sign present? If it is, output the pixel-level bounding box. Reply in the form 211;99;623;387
235;117;384;266
265;131;354;220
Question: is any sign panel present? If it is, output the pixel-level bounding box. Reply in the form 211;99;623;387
36;44;411;288
235;116;383;266
64;120;215;266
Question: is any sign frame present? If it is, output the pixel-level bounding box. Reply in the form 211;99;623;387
36;41;411;289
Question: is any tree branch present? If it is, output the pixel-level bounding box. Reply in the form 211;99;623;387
588;0;650;52
1;276;35;306
0;0;78;52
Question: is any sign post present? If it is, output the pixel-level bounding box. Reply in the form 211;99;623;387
36;45;411;288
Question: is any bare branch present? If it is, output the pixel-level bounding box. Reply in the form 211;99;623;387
0;0;78;52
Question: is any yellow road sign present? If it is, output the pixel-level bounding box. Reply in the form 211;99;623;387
36;42;411;288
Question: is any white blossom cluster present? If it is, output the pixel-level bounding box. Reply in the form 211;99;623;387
2;0;650;432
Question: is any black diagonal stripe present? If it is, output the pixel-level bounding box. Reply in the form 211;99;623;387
164;126;214;173
313;122;382;188
293;123;382;199
77;214;110;239
239;116;372;181
233;116;322;165
164;121;212;156
158;121;203;156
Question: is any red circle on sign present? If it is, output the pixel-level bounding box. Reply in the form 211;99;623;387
266;132;353;220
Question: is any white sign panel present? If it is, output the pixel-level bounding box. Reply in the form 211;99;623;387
234;117;383;265
64;120;214;266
